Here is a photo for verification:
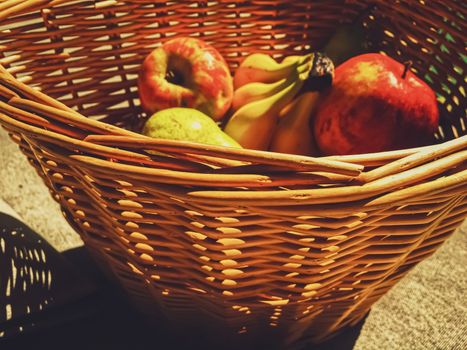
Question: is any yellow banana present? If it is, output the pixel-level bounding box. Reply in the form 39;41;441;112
233;53;313;89
282;55;303;64
269;91;321;156
224;74;305;150
238;53;281;69
231;58;314;112
231;77;290;112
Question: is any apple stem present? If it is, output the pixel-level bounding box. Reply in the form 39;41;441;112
402;61;412;79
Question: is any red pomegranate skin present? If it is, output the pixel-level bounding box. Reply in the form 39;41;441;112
314;53;439;155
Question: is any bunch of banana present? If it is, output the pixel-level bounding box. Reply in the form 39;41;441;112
269;91;321;156
233;53;314;89
224;53;314;150
270;53;335;155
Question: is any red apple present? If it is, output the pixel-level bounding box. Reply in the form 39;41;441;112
314;53;439;155
138;37;233;121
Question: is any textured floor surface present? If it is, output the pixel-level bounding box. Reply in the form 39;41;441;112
1;127;466;349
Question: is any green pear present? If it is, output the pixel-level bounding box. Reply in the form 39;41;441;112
143;108;241;148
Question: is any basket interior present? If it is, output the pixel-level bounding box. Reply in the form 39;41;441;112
0;0;465;142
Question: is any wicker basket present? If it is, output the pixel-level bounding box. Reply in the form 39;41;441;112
0;0;465;348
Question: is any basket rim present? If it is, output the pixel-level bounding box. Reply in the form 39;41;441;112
1;64;465;168
0;66;466;175
1;88;466;209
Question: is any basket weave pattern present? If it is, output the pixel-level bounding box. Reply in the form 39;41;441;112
0;0;466;346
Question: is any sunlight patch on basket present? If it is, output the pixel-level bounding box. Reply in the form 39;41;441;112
188;286;207;294
130;231;148;240
222;268;243;277
293;223;319;231
302;290;317;298
215;216;240;224
193;243;207;251
217;238;245;246
118;199;143;208
121;211;143;219
127;261;144;275
135;243;154;252
200;263;213;272
222;279;237;286
190;221;205;229
318;258;335;267
284;262;302;269
186;231;207;240
290;254;306;261
220;259;237;267
327;235;347;241
260;298;289;307
222;249;242;256
185;210;204;217
285;272;299;278
117;189;138;197
322;245;340;252
216;227;242;235
286;230;310;237
125;221;140;229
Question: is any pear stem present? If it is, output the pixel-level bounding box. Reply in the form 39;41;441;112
402;61;412;79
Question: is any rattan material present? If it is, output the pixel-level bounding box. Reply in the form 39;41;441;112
0;0;465;348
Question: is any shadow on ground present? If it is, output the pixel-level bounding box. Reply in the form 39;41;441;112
0;214;366;350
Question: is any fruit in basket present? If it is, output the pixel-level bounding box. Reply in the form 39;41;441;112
231;77;290;113
138;37;233;121
230;58;313;113
225;60;311;150
233;52;313;89
314;53;439;155
225;52;336;151
269;91;321;156
143;108;241;148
